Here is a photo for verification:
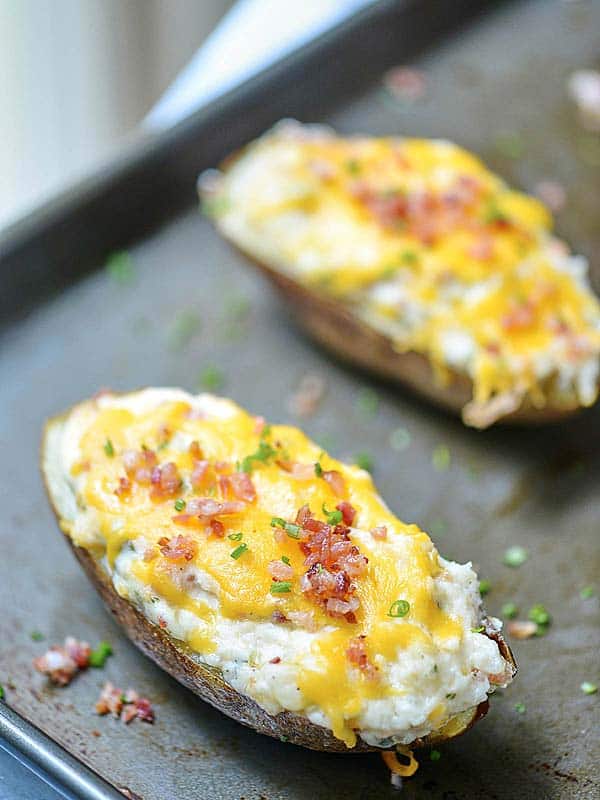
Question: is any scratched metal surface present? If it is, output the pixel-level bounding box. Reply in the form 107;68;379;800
1;1;599;798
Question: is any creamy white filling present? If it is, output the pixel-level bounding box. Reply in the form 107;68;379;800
46;388;510;747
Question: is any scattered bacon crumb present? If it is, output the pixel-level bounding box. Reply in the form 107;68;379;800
323;469;346;498
370;525;387;540
287;374;326;417
383;66;427;102
219;472;256;502
346;635;378;679
501;299;535;331
91;730;101;737
115;476;131;497
33;637;91;686
277;460;315;480
158;617;168;629
253;416;266;435
190;459;211;489
150;462;182;500
209;519;225;538
271;610;289;624
268;560;294;581
507;620;538;640
95;682;154;724
336;501;356;526
158;534;198;562
123;448;157;484
269;656;282;664
468;233;493;260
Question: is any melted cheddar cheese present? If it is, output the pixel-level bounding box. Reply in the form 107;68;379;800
50;388;511;747
208;122;600;421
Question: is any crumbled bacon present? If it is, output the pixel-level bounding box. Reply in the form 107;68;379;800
150;462;182;500
277;460;315;480
190;459;211;489
268;560;294;581
115;476;131;497
287;610;317;631
219;472;256;502
370;525;387;540
336;501;356;526
209;519;225;537
253;416;266;435
501;299;535;331
346;635;378;679
287;373;326;417
468;234;493;260
186;497;246;517
158;534;198;562
95;682;154;724
123;448;157;484
271;610;289;624
34;637;91;686
322;469;346;498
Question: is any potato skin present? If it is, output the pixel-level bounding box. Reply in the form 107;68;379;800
41;415;515;753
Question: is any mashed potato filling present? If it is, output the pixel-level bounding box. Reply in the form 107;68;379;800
207;122;600;418
46;388;511;747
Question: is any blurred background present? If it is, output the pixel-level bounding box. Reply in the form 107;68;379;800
0;0;234;230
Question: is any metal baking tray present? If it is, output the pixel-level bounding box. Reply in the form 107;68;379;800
1;1;599;798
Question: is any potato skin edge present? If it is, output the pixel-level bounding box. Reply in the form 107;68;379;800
41;412;514;752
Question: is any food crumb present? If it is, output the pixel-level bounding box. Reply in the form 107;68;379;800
287;374;326;417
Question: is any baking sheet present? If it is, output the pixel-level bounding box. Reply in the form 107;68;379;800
1;1;599;798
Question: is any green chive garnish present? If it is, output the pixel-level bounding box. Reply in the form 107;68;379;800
479;579;492;597
430;750;441;762
270;581;292;594
314;462;323;478
230;543;248;560
0;686;4;700
199;365;224;392
30;631;44;641
580;585;595;600
228;532;243;541
432;444;451;471
354;452;373;472
501;602;519;619
281;556;291;565
514;702;526;714
271;518;302;539
89;641;113;668
581;681;598;695
322;504;343;525
503;546;528;568
241;441;276;473
471;626;485;633
446;692;456;700
345;159;361;175
388;599;410;618
106;251;135;284
174;499;186;512
103;438;115;457
528;604;551;626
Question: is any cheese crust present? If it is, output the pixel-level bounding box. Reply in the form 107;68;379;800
44;388;513;748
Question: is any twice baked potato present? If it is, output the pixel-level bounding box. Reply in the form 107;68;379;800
200;121;600;427
42;388;515;753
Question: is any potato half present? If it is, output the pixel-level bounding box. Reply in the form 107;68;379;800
42;388;516;752
200;121;600;428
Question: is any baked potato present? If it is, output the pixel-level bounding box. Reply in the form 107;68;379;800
200;121;600;428
42;388;515;754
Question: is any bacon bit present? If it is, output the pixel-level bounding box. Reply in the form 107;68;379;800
336;501;356;526
287;373;326;417
253;416;266;435
186;497;246;518
287;610;317;631
209;519;225;538
346;635;378;679
269;656;282;664
277;460;315;480
115;476;131;497
501;300;535;331
323;469;346;498
298;508;367;621
33;637;91;686
150;462;182;500
507;620;538;640
143;545;157;562
295;504;312;526
123;448;157;484
190;460;211;489
383;66;426;102
370;525;387;540
271;610;289;624
468;234;493;260
534;180;566;213
158;617;168;629
268;560;294;581
158;534;198;562
186;407;206;420
95;682;154;724
219;472;257;502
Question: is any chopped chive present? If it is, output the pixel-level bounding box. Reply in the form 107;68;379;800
103;438;115;457
345;159;361;175
322;503;343;525
199;364;224;392
514;702;526;714
446;692;456;700
281;556;290;565
528;604;551;626
89;641;113;668
261;424;272;440
30;631;44;642
401;250;418;265
271;517;286;528
228;531;243;541
503;546;528;568
314;462;323;478
388;599;410;618
479;579;492;597
355;387;379;417
471;626;485;633
270;517;302;539
581;681;597;695
230;543;248;560
389;427;411;451
106;251;135;284
241;441;276;473
270;581;292;594
501;602;519;619
174;499;186;512
430;749;441;762
483;202;509;225
580;585;595;600
0;686;4;700
432;444;451;471
354;452;373;472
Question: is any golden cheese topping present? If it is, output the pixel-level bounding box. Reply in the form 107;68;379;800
207;122;600;419
58;391;489;746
